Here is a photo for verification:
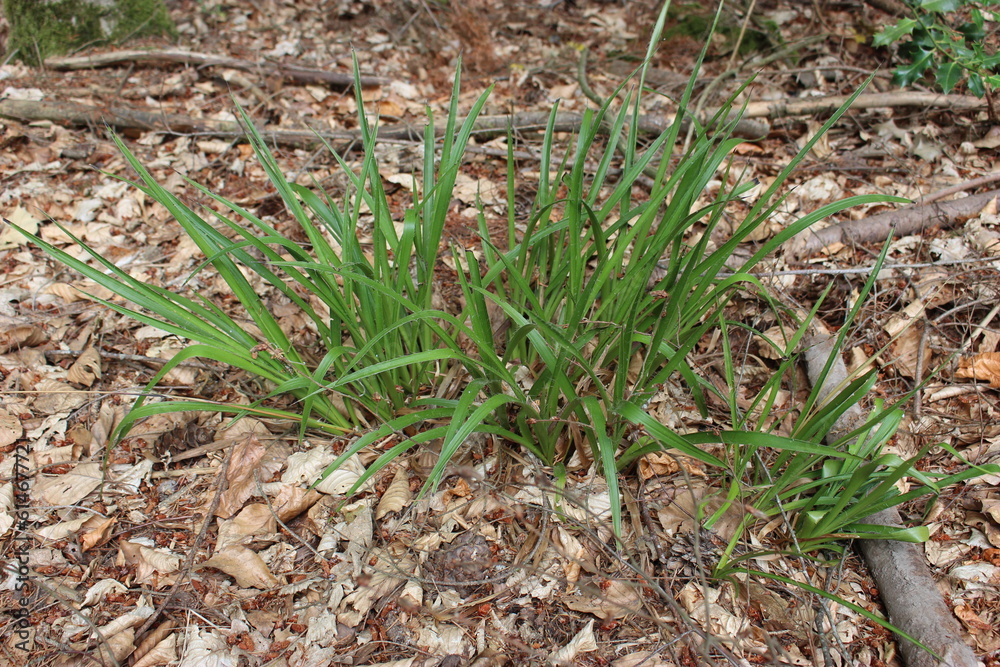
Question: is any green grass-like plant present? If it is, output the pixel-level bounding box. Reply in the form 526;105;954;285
10;0;996;552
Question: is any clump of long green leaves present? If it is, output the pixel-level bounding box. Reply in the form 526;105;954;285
704;243;998;569
13;0;995;547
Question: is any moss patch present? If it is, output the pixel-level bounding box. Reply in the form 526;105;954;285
4;0;176;65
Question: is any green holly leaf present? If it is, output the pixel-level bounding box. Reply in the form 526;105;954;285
873;18;917;47
936;61;963;92
893;48;936;86
919;0;960;12
968;72;986;97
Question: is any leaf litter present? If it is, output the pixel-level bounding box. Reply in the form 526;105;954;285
0;0;999;665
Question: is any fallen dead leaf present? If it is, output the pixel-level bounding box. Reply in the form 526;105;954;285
67;347;102;387
0;325;46;353
548;618;597;665
0;409;23;447
201;545;279;589
0;205;39;248
33;461;103;505
375;465;412;519
955;352;1000;388
80;515;117;551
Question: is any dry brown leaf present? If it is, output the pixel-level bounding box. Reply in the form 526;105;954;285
132;544;182;585
132;627;178;667
201;546;279;589
0;205;39;248
375;465;412;519
954;604;994;633
33;461;103;505
216;435;268;519
80;578;128;607
0;409;23;447
269;484;321;523
0;325;46;353
548;618;597;664
67;346;102;387
955;352;1000;388
890;322;932;379
32;444;75;467
80;515;117;551
30;377;88;413
564;579;642;621
217;503;277;551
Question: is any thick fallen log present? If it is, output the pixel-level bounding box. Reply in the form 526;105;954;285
43;48;387;89
804;334;978;667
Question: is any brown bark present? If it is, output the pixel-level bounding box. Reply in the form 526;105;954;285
739;91;985;119
804;334;978;667
0;98;770;149
789;189;1000;257
44;48;387;89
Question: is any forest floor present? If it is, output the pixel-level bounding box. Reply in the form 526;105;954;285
1;0;999;665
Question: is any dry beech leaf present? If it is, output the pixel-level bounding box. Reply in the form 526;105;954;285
0;409;23;447
0;325;47;353
955;352;1000;388
954;604;994;633
217;435;267;519
30;377;88;413
0;205;39;248
33;461;103;505
564;580;642;621
132;630;178;667
80;515;117;551
67;347;102;387
216;503;277;551
548;618;597;665
376;466;412;520
201;545;279;589
81;578;128;607
133;545;182;585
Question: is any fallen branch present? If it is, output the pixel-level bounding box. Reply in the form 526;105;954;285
739;91;985;118
43;48;387;89
0;98;768;150
804;334;977;667
788;188;1000;258
916;172;1000;205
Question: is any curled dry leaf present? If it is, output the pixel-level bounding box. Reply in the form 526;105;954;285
80;515;117;551
132;629;178;667
217;435;268;519
955;352;1000;388
548;618;597;665
375;465;412;520
80;578;128;607
67;346;102;387
0;325;46;353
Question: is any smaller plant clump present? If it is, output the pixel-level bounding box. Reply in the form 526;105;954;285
873;0;1000;97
